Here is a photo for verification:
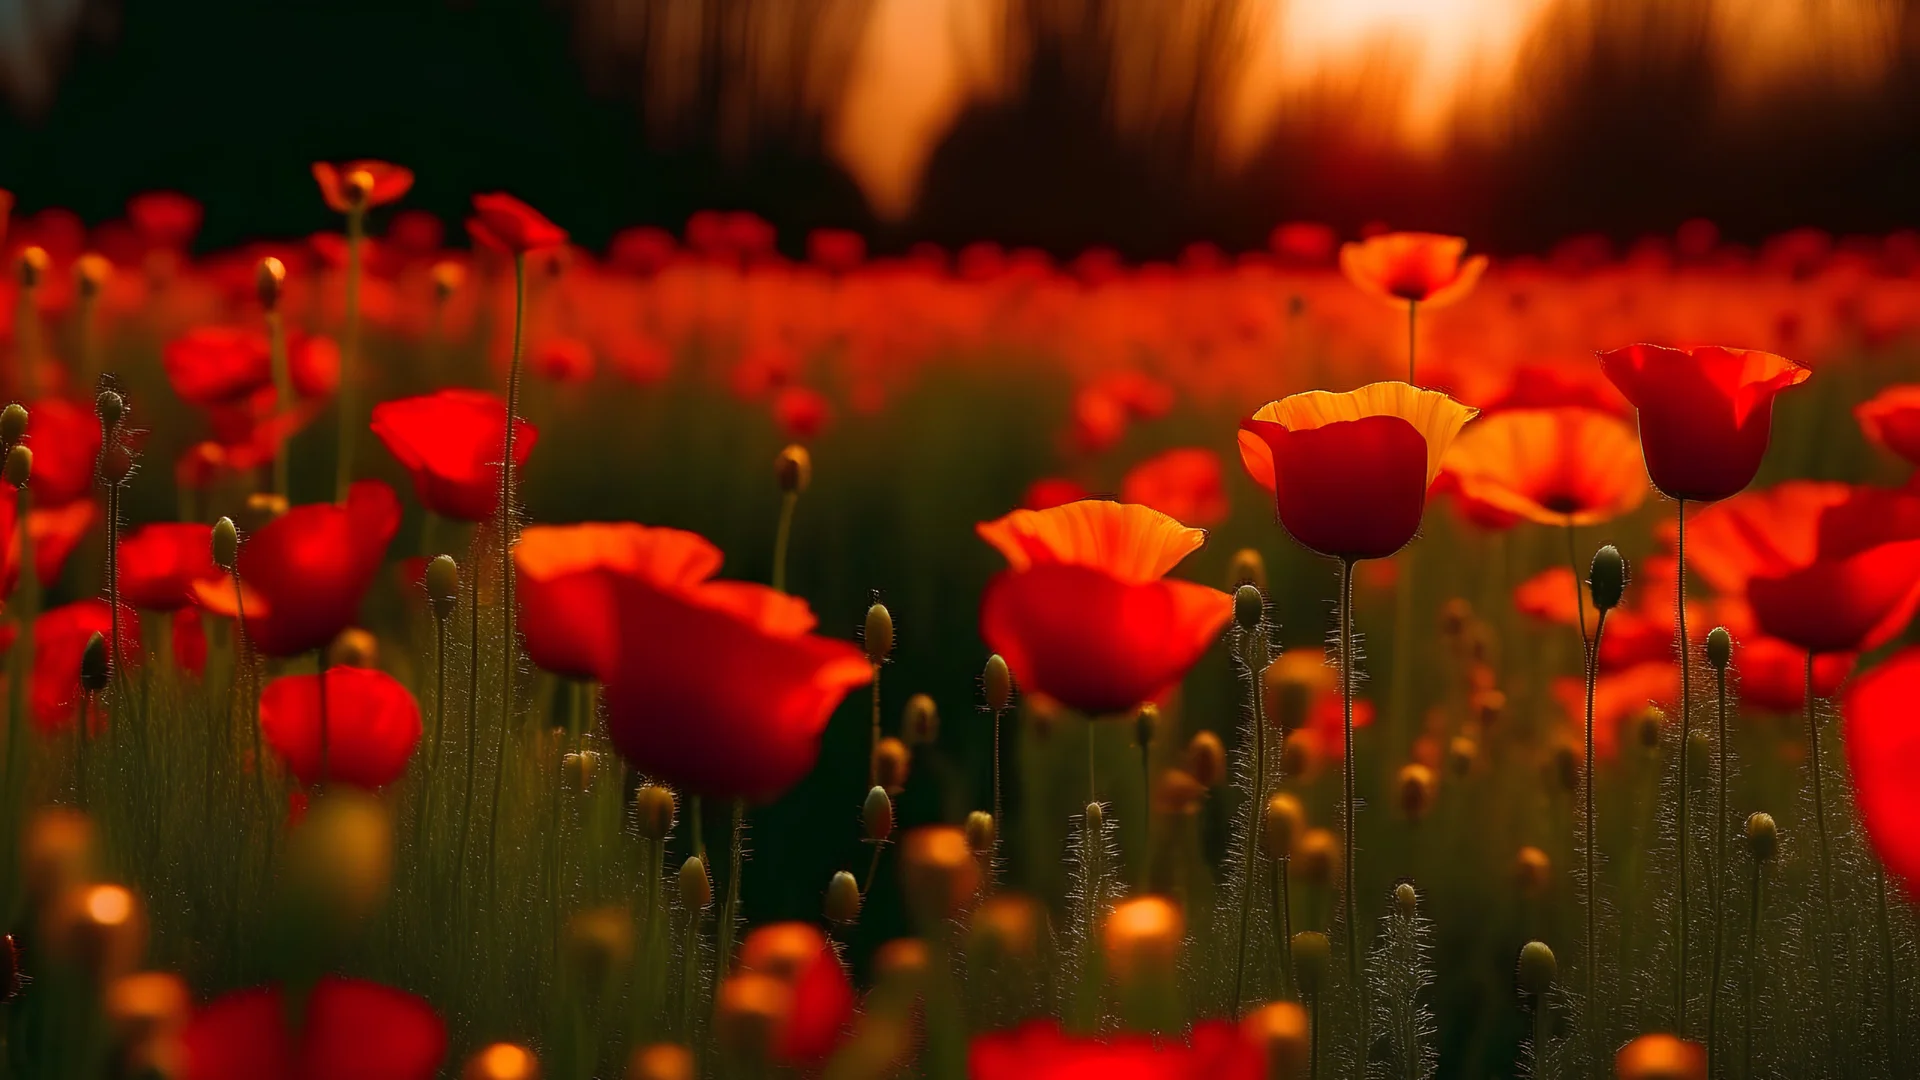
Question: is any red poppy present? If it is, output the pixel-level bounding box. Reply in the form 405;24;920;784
1843;648;1920;900
1121;448;1229;527
2;496;97;597
180;975;444;1080
126;191;202;249
172;607;209;677
29;600;139;734
514;523;723;681
1240;383;1477;562
970;1021;1259;1080
163;327;339;408
531;337;595;383
1712;608;1853;713
736;923;856;1065
20;398;103;508
469;193;567;254
1440;407;1647;529
773;386;831;441
1598;344;1810;503
1514;566;1673;670
807;229;866;274
189;481;401;657
311;161;415;214
1686;482;1920;655
1339;232;1488;308
369;390;537;522
1856;385;1920;468
119;523;218;611
259;666;421;789
1473;365;1627;416
1025;478;1092;511
978;500;1232;716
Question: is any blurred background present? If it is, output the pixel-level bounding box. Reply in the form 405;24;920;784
2;0;1918;257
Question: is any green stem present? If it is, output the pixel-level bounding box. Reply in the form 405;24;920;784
1231;630;1268;1017
334;205;364;502
1340;559;1360;986
1309;990;1322;1080
771;491;797;595
76;288;99;394
484;253;530;902
416;615;449;851
1706;664;1728;1073
1805;652;1837;1014
869;667;882;791
1532;997;1551;1080
456;563;481;888
691;796;706;862
991;706;1003;873
1674;498;1690;1032
1583;607;1607;1050
1876;860;1896;1060
232;571;263;811
1745;859;1764;1080
105;479;127;725
680;908;703;1041
1272;860;1294;1000
716;800;746;979
267;308;292;500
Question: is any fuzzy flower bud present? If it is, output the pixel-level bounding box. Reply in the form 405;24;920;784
875;737;911;795
1234;584;1264;632
426;554;459;622
1297;828;1339;887
983;654;1012;712
1291;931;1330;999
1185;730;1226;788
95;390;124;432
1746;812;1777;863
968;893;1041;963
775;444;811;494
1615;1034;1706;1080
678;857;712;910
965;811;996;856
902;693;939;745
1;403;27;449
343;169;377;208
1263;793;1304;860
825;870;862;925
81;632;110;693
862;785;894;843
1515;846;1551;897
863;602;893;664
4;444;30;489
256;256;286;310
1516;940;1556;998
1589;544;1627;612
1397;762;1437;821
1395;881;1419;920
1706;626;1731;673
16;246;48;288
562;908;634;995
211;517;239;573
328;627;378;669
635;785;677;843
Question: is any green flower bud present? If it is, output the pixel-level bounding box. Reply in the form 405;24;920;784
1291;931;1330;999
824;870;862;925
1395;881;1418;920
256;257;286;310
863;602;893;665
81;633;110;693
95;390;124;432
902;693;939;745
4;445;30;489
635;785;677;843
425;554;459;622
1588;544;1626;612
775;444;811;494
212;517;239;573
862;785;894;843
1746;812;1777;863
678;856;712;910
1235;584;1264;632
1706;626;1731;672
983;654;1012;712
1134;702;1158;751
0;403;27;449
1516;940;1556;998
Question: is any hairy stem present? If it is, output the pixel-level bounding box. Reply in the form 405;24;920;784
1674;499;1690;1031
1706;664;1728;1072
1583;607;1608;1053
1341;559;1361;986
1232;629;1269;1017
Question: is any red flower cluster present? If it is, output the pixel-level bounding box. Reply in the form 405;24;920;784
181;975;444;1080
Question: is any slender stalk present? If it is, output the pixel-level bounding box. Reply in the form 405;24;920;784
1565;521;1588;645
1706;660;1729;1072
1308;989;1322;1080
1674;498;1691;1031
771;491;797;595
457;552;482;885
869;667;882;790
1531;996;1551;1080
679;909;704;1041
1272;861;1294;1000
333;204;365;502
1744;858;1764;1080
991;705;1003;869
266;308;292;500
487;253;530;894
1805;654;1837;970
416;615;450;849
105;477;129;725
1340;559;1361;984
716;800;746;978
1875;861;1897;1059
1232;629;1269;1016
231;570;263;810
1583;607;1608;1048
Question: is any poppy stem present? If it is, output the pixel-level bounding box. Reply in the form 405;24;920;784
1705;652;1729;1072
266;306;292;500
486;251;530;903
1565;520;1588;647
1340;558;1361;989
1745;852;1765;1080
1308;984;1322;1080
869;668;882;791
231;570;263;812
991;704;1003;877
1804;652;1836;974
1272;860;1293;1000
771;490;797;595
456;559;481;889
1087;719;1098;804
415;611;449;854
105;476;128;726
1406;299;1418;385
715;800;746;979
315;651;330;789
1673;497;1691;1032
1582;605;1607;1053
1231;627;1269;1018
1530;993;1550;1080
333;203;364;503
1874;859;1896;1056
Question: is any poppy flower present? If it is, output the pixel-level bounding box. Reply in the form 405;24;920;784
1513;566;1673;671
970;1021;1259;1080
259;666;422;789
189;481;401;657
2;496;97;597
977;500;1232;716
773;387;831;441
1121;448;1229;527
119;523;218;611
1338;232;1488;308
163;327;338;408
807;228;866;274
514;523;723;681
1240;383;1478;562
29;600;139;733
1843;648;1920;899
1440;407;1647;528
180;975;444;1080
736;922;856;1064
126;191;202;249
1598;344;1810;503
469;193;567;254
1686;482;1920;655
172;607;209;677
1716;618;1852;714
369;390;537;522
1855;385;1920;468
19;398;102;508
311;161;415;214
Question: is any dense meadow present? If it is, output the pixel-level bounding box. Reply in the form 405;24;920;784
1;171;1919;1080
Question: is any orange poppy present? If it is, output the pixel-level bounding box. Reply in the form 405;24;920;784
1440;407;1647;528
1338;232;1488;308
513;523;723;682
1598;343;1809;503
259;666;421;789
970;1021;1259;1080
1239;383;1477;562
311;160;415;214
977;500;1231;716
1844;648;1920;899
369;390;538;523
181;975;444;1080
1120;448;1229;527
1855;384;1920;468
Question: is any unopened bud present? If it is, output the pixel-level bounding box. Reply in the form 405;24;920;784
4;444;30;488
1514;846;1551;897
426;554;459;621
81;633;110;693
1243;1001;1310;1080
863;603;893;664
983;654;1012;712
965;811;995;855
1153;768;1207;815
1614;1034;1707;1080
903;694;939;745
1635;706;1666;752
328;627;378;669
627;1044;694;1080
256;256;286;309
862;785;894;843
212;517;239;573
875;737;910;795
343;169;376;208
900;825;979;924
75;253;112;299
1235;584;1264;631
1706;626;1731;672
1262;792;1304;860
825;870;862;924
1395;881;1418;920
1589;544;1626;612
775;444;811;494
1397;762;1437;820
1291;931;1330;999
1296;828;1338;887
1085;801;1105;831
635;785;677;842
563;751;599;793
42;883;146;982
1228;547;1267;592
95;390;124;431
1746;812;1777;862
1185;730;1226;788
0;403;26;449
1516;940;1556;998
1102;895;1183;982
678;856;712;910
463;1042;540;1080
16;246;48;288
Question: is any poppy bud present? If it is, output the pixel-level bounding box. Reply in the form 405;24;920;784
900;825;979;924
563;751;599;793
4;444;30;489
1291;931;1330;999
1297;828;1339;887
16;246;48;288
775;444;811;494
81;633;110;694
419;554;459;623
825;870;862;925
212;516;239;574
1472;688;1506;730
75;253;111;299
283;792;393;935
103;970;191;1060
862;785;894;843
42;883;146;982
1282;735;1317;781
1262;792;1304;860
1185;730;1226;788
1153;768;1207;816
1447;735;1477;777
1635;706;1666;752
635;785;677;842
1227;547;1267;592
1516;940;1556;998
678;856;712;910
0;403;26;449
965;811;995;855
1102;895;1184;983
967;892;1040;963
1746;812;1777;863
24;807;96;907
872;938;929;989
463;1042;540;1080
1235;584;1265;632
902;694;939;745
328;627;379;669
0;934;16;1003
1243;1001;1310;1079
563;907;635;994
1086;800;1105;831
1394;881;1418;920
1614;1033;1707;1080
1589;545;1626;612
1514;846;1551;897
863;603;893;664
256;256;286;310
1686;730;1711;786
431;260;466;300
1396;762;1437;821
1706;626;1731;673
96;389;124;432
343;169;377;209
1551;742;1580;793
875;737;911;795
1440;597;1473;642
627;1044;694;1080
983;654;1012;712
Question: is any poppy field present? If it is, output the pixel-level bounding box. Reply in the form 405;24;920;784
1;172;1919;1080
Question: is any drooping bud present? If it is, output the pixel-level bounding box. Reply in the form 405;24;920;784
1588;544;1627;612
983;653;1012;712
1515;940;1556;998
1102;895;1184;983
825;870;862;925
41;883;146;982
1396;762;1437;821
343;169;377;209
900;825;979;924
328;627;379;669
562;908;635;996
1296;828;1339;887
1614;1034;1707;1080
1706;626;1731;673
1234;584;1264;632
1;403;28;449
1514;846;1551;897
678;856;712;910
95;389;124;432
875;737;911;795
1291;931;1331;999
212;517;239;573
862;785;894;843
81;633;110;693
863;602;893;664
1227;547;1267;592
1185;730;1226;788
75;253;112;299
635;785;677;842
463;1042;541;1080
964;811;996;855
1243;1001;1310;1080
4;444;30;488
16;246;48;288
775;444;812;494
256;256;286;310
902;694;939;745
425;554;459;621
627;1044;694;1080
1395;881;1419;920
1262;793;1304;861
1746;812;1777;863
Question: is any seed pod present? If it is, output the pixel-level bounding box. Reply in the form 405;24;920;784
1234;584;1264;631
1102;895;1184;983
1589;544;1627;612
900;825;979;924
983;654;1012;712
328;627;378;669
75;253;112;299
562;908;635;994
463;1042;540;1080
1291;931;1331;999
256;256;286;310
875;737;911;795
16;246;48;288
863;603;893;664
634;785;677;842
902;694;939;745
1262;793;1304;860
678;857;712;910
425;554;459;621
775;444;812;494
3;444;29;488
1746;812;1778;863
965;811;996;855
0;403;26;449
42;883;146;982
1706;626;1732;673
211;517;239;573
1516;940;1556;998
862;785;894;843
1185;730;1226;788
1514;846;1551;897
95;390;124;431
1397;762;1437;820
1394;881;1418;920
627;1044;694;1080
81;633;110;693
1296;828;1339;887
824;870;862;925
1242;1001;1310;1080
1228;548;1267;592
